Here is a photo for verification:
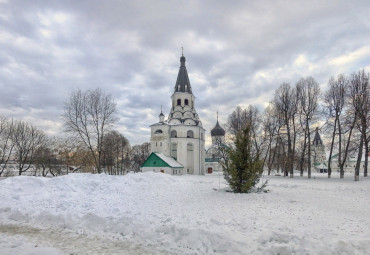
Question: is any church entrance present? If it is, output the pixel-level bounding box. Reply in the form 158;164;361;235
208;167;213;174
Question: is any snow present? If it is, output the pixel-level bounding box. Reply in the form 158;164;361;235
155;152;183;167
1;172;370;254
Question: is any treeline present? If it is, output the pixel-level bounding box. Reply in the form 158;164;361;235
0;88;150;176
225;70;369;181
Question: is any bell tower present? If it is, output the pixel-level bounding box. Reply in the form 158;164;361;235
148;52;205;175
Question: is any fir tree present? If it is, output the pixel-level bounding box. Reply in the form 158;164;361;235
222;124;264;193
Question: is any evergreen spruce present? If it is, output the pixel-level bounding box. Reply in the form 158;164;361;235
222;124;264;193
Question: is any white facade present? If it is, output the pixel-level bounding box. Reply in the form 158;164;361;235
149;54;205;175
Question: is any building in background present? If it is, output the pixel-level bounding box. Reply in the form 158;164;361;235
205;115;226;174
141;53;205;175
312;127;327;172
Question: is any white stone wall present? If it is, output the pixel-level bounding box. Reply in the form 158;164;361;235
150;124;170;156
329;159;366;173
141;166;184;175
168;125;205;175
149;122;205;175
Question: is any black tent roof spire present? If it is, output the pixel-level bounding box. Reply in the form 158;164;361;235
174;48;192;93
313;127;323;146
159;105;164;116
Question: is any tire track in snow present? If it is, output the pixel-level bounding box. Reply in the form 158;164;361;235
0;224;170;255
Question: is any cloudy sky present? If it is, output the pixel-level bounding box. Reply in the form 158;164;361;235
1;0;370;146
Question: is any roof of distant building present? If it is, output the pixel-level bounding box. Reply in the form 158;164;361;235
211;120;225;136
313;127;323;146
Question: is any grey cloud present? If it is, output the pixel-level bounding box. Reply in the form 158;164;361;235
1;0;370;146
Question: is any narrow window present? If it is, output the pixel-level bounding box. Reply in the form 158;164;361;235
171;130;177;138
185;99;188;105
187;130;194;138
177;99;181;106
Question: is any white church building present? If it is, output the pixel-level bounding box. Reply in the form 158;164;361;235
141;53;206;175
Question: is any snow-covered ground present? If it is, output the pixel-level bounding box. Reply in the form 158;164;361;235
0;172;369;254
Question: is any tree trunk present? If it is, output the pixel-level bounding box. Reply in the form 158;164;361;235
307;121;311;179
339;117;356;178
299;129;307;176
364;141;368;177
328;117;337;178
363;131;368;177
355;136;363;181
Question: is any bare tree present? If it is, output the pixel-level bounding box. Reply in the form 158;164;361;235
262;104;282;175
227;105;265;157
272;83;298;177
62;88;116;173
56;137;88;173
101;130;130;175
246;105;265;156
11;120;45;175
324;74;348;178
130;142;150;172
348;70;369;181
227;106;249;137
0;116;15;176
34;138;60;177
296;77;320;179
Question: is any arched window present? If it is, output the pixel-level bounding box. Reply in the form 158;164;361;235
185;99;189;105
154;129;163;134
201;133;204;140
171;130;177;138
177;99;181;106
187;130;194;138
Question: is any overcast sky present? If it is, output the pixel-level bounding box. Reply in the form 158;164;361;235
1;0;370;146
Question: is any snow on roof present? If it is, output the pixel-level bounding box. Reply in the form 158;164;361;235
155;152;183;168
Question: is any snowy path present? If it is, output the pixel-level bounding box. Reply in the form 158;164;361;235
0;224;160;254
0;172;370;254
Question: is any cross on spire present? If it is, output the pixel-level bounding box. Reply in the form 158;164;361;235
181;46;184;56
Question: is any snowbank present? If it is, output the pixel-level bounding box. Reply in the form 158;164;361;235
1;172;370;254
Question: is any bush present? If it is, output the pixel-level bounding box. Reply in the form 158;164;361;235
222;124;264;193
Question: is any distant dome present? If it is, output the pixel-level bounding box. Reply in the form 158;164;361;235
211;121;225;136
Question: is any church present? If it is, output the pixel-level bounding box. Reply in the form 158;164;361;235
141;53;206;175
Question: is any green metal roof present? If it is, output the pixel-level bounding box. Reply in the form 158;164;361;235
141;152;183;168
205;158;221;162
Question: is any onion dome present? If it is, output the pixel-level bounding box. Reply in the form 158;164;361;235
211;120;225;136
